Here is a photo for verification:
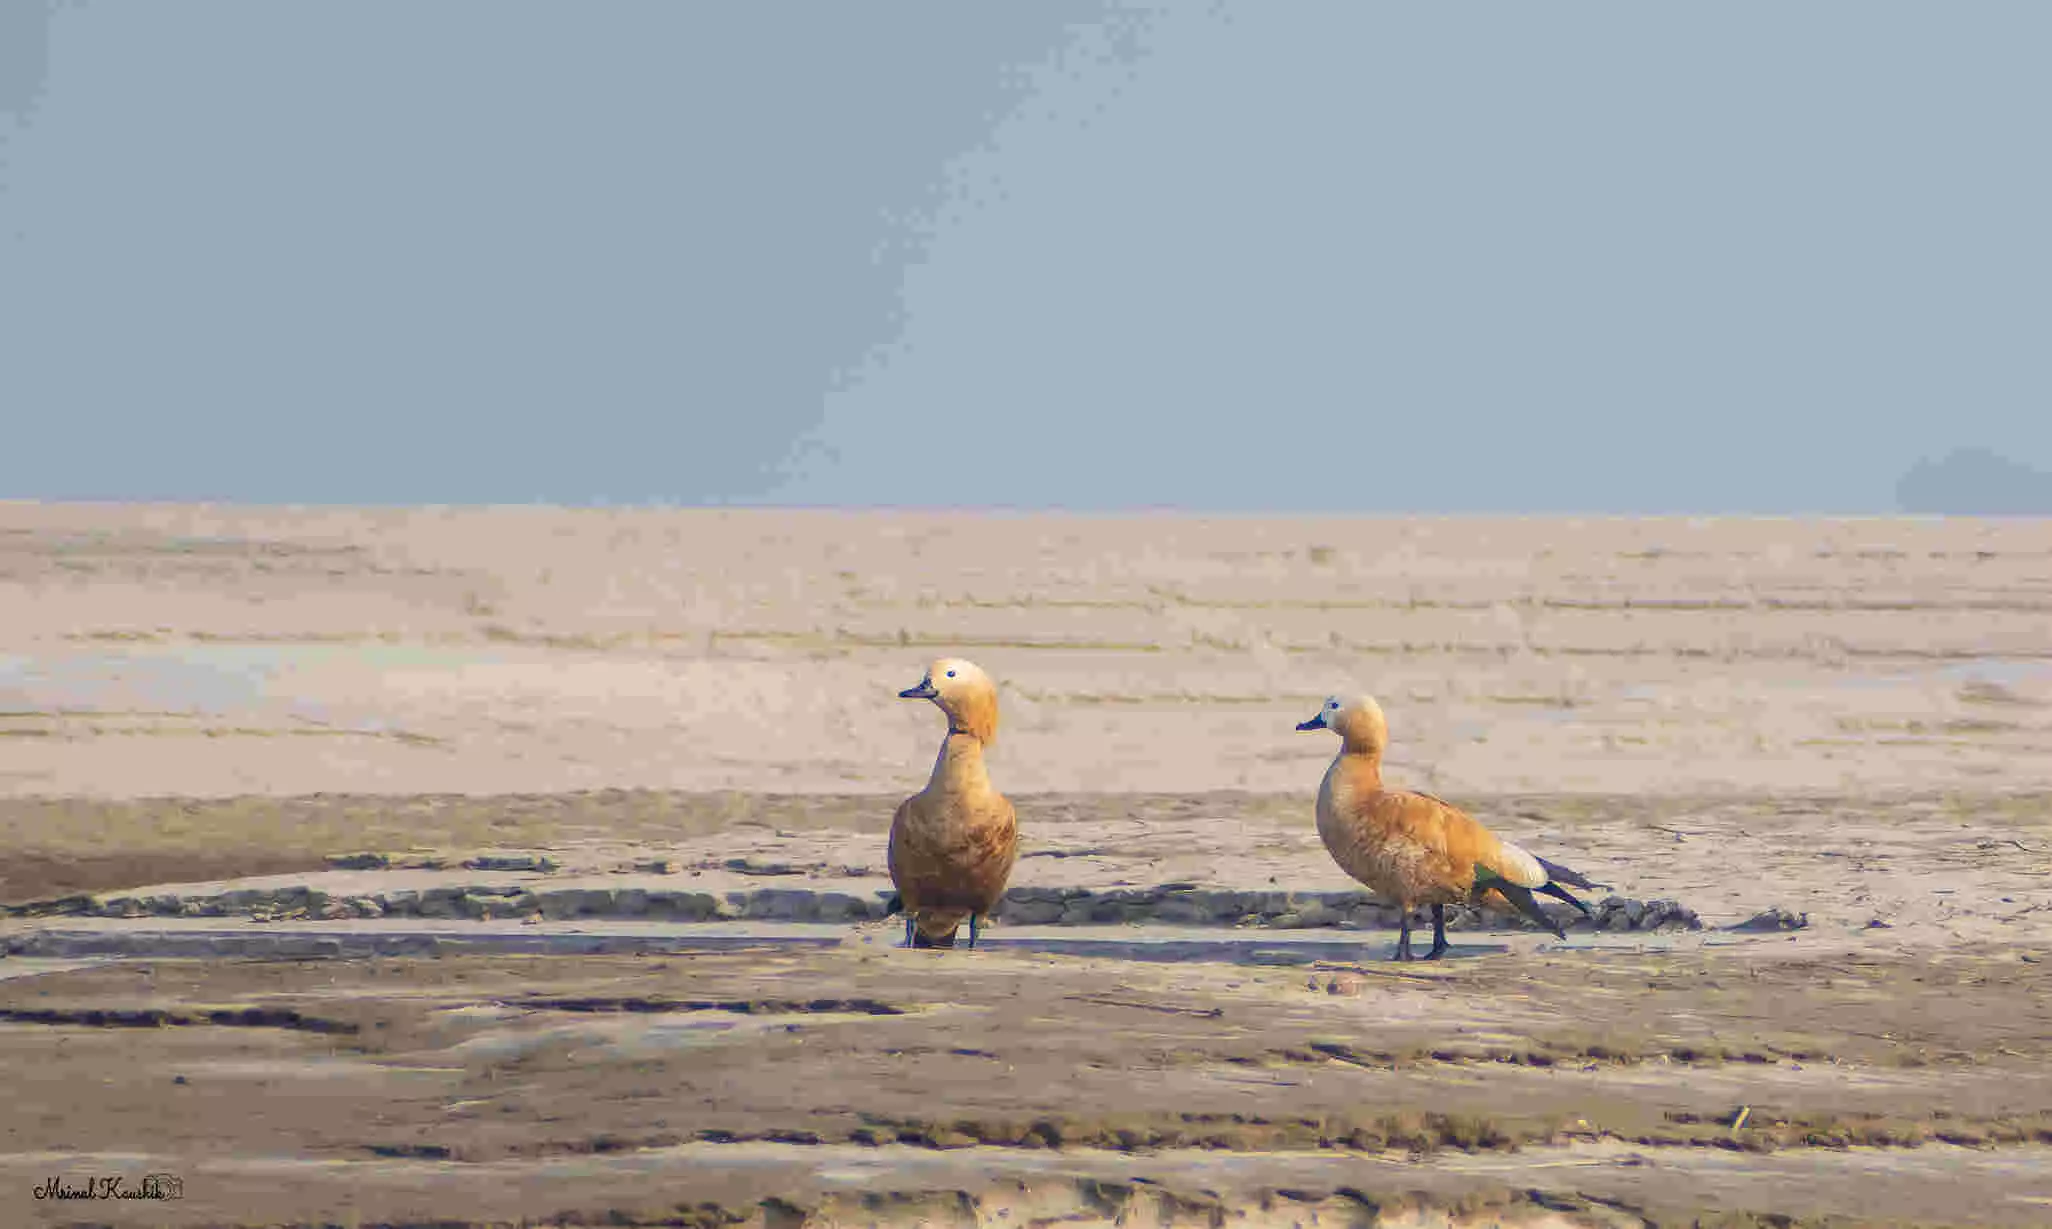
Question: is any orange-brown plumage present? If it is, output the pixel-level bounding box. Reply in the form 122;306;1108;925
886;658;1019;949
1300;694;1599;960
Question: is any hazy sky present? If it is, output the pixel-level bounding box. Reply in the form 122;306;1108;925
3;2;2048;512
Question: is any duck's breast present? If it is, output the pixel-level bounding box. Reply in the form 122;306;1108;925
890;789;1017;913
1317;769;1463;906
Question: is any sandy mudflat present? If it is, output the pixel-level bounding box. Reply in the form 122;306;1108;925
2;504;2049;798
2;505;2051;1226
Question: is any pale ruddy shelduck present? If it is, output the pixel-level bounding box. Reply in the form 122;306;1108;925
884;658;1019;949
1298;694;1600;961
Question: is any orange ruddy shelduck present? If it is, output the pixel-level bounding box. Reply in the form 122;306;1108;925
1298;694;1601;961
884;658;1020;950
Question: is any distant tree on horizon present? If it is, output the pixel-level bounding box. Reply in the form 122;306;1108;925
1896;447;2052;516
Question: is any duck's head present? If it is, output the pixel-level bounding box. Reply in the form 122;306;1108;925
1295;693;1388;753
899;657;999;745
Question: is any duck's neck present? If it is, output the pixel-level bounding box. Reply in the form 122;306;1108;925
1332;744;1384;790
928;731;993;794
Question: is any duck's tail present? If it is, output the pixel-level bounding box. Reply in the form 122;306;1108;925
1532;854;1603;922
1491;881;1569;940
915;907;968;948
889;896;965;948
1481;845;1605;938
1537;856;1604;893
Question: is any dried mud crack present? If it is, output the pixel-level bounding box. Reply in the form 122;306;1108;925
528;1108;2052;1161
0;1004;357;1034
1285;1039;1835;1071
519;996;904;1017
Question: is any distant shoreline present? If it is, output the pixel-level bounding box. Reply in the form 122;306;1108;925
5;500;2047;521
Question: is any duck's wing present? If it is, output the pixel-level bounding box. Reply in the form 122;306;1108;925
1444;801;1601;894
886;794;921;900
1410;794;1541;888
1427;800;1599;937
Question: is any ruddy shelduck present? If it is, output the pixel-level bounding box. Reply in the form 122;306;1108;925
1298;694;1600;960
884;657;1019;949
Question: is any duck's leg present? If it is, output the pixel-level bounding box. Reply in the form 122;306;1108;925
1393;909;1414;962
903;914;916;948
1424;903;1450;960
967;913;981;950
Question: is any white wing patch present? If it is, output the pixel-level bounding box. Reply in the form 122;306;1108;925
1496;840;1547;889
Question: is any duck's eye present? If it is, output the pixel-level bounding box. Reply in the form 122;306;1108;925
1328;700;1339;709
946;670;956;678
